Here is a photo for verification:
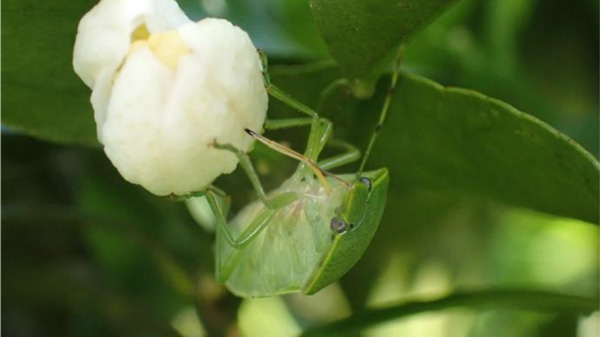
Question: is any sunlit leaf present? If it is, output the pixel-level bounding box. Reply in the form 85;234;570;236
360;73;600;224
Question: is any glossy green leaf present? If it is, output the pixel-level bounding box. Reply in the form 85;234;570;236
309;0;458;78
358;73;600;224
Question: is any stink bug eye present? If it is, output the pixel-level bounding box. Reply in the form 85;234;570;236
330;217;348;234
359;176;373;191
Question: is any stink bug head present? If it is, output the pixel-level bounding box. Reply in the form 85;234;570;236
303;167;389;295
334;174;373;233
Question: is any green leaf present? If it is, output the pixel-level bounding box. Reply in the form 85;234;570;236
309;0;458;79
359;72;599;224
300;289;599;337
2;0;99;146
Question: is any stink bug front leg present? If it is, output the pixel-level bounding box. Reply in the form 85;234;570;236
210;140;298;209
257;48;271;88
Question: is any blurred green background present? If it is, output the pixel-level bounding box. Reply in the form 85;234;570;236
2;0;598;336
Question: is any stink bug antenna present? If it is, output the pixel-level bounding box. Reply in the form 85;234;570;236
245;129;350;191
358;45;404;174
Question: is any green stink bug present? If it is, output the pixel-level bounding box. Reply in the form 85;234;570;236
214;167;389;297
201;51;400;296
209;124;389;296
183;50;400;297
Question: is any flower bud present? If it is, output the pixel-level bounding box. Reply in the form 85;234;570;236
73;0;268;196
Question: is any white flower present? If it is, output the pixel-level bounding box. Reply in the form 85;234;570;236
73;0;268;196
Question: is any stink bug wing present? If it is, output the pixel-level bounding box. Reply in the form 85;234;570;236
215;199;269;283
303;168;389;295
218;178;346;297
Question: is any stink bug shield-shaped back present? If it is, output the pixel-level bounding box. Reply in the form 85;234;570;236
215;156;389;297
204;51;398;297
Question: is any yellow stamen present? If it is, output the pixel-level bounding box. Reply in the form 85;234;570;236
131;24;151;42
147;30;191;69
127;26;191;69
